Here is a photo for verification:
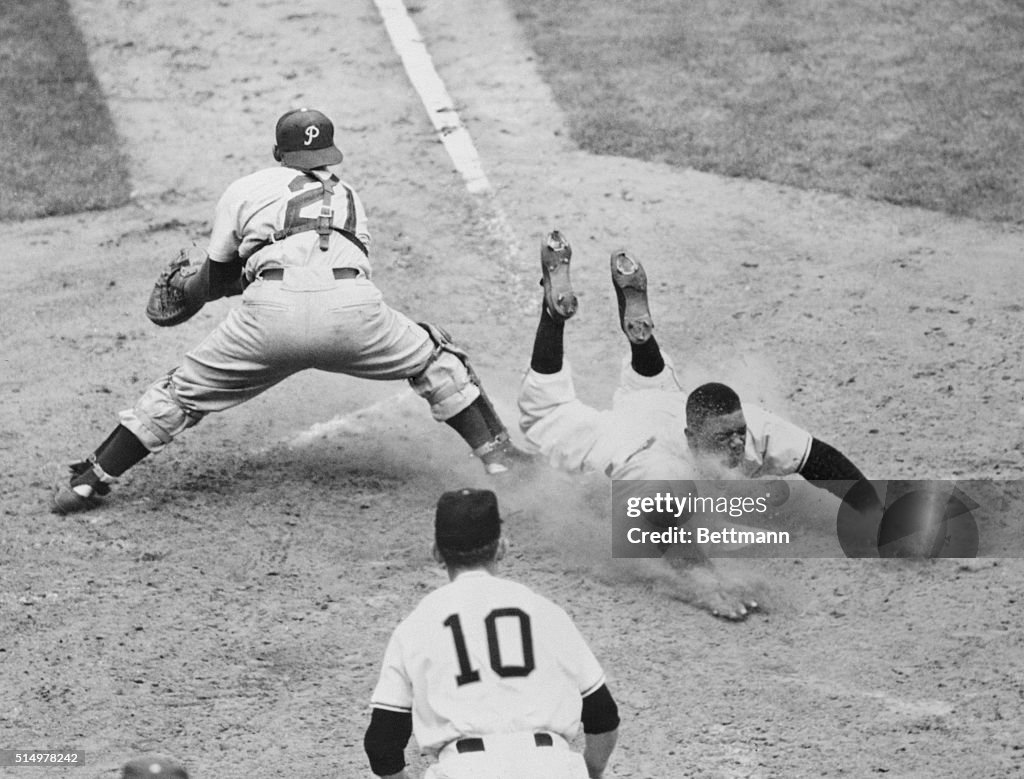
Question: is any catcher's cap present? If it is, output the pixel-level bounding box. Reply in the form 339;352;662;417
121;756;189;779
435;488;502;550
275;107;344;169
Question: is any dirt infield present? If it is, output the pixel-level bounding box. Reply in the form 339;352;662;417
1;0;1022;777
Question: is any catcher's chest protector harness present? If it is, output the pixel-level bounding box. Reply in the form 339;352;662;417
248;170;368;257
206;166;371;278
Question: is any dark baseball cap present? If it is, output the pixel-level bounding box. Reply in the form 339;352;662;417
275;107;344;169
121;756;189;779
435;488;502;550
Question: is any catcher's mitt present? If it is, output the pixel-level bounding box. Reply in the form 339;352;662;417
145;247;209;327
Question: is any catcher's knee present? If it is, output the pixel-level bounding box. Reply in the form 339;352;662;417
409;323;481;421
409;349;480;421
118;372;205;452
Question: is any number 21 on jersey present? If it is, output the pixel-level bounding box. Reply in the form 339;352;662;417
443;608;535;686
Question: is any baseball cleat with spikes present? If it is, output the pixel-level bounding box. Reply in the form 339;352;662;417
51;484;103;515
610;250;654;344
50;459;111;515
540;230;578;321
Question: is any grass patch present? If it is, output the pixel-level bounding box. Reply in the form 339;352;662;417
509;0;1024;223
0;0;131;221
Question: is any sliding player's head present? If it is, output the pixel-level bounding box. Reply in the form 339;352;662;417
685;382;746;469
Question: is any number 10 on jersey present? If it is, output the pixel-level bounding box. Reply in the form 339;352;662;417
443;608;535;686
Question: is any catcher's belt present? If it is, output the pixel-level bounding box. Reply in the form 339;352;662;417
258;267;360;281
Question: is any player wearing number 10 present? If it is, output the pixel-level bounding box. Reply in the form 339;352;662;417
364;488;620;779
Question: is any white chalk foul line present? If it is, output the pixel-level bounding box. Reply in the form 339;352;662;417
372;0;529;288
373;0;492;195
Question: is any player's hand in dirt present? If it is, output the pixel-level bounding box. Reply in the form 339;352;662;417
709;591;760;621
680;564;759;621
662;552;762;621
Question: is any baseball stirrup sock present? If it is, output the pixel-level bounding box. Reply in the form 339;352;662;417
630;336;665;377
94;424;151;476
530;307;565;374
444;399;495;449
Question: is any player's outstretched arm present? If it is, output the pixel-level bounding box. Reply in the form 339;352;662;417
798;437;881;514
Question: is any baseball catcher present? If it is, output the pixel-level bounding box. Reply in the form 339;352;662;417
52;108;530;515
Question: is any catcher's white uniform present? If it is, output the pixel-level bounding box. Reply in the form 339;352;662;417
117;166;480;452
370;570;605;779
518;354;813;480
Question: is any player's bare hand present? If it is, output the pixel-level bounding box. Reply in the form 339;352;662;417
709;593;760;622
705;590;756;622
662;558;761;622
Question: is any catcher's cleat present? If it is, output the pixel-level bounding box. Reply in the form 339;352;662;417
474;434;537;475
610;250;654;344
540;230;577;321
50;459;111;515
51;484;103;515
